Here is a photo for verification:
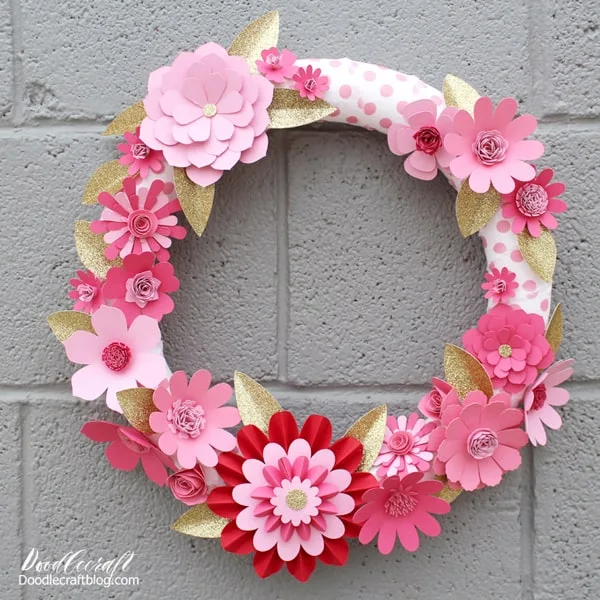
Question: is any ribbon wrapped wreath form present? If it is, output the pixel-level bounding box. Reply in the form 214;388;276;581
48;11;573;583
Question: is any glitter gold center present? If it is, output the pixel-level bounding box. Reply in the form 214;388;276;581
285;489;307;511
203;103;217;117
498;344;513;358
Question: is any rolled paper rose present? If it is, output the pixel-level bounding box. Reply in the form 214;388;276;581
168;465;209;506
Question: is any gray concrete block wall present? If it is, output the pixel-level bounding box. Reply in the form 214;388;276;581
1;1;598;598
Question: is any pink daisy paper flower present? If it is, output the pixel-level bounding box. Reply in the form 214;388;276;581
387;100;456;181
91;177;186;261
354;473;450;554
501;168;567;237
69;269;105;314
418;378;458;421
149;370;240;469
481;266;518;305
117;127;164;178
523;359;574;446
293;65;329;102
256;47;298;83
63;305;168;412
444;97;544;194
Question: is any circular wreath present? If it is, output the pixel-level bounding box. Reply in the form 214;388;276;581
48;11;573;583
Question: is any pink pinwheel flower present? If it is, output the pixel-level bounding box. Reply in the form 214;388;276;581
149;370;240;469
481;266;518;305
501;168;567;237
117;127;164;178
354;473;450;554
523;359;574;446
91;177;186;262
293;65;329;102
63;305;168;412
444;97;544;194
69;269;105;314
81;420;175;486
139;43;274;187
256;47;298;83
103;252;179;325
462;303;554;393
387;100;457;181
418;378;458;421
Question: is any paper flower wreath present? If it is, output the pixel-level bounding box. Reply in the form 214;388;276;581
48;11;573;583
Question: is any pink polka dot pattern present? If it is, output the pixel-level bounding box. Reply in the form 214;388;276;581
396;73;408;81
541;299;549;312
364;102;376;116
339;85;352;99
510;250;524;262
346;116;358;124
364;70;376;81
523;280;537;292
379;118;392;129
331;108;341;117
493;243;506;253
431;95;443;106
396;101;407;114
496;220;511;233
481;236;488;248
330;60;341;67
380;84;393;97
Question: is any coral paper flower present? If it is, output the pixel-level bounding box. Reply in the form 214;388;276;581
293;65;330;102
103;252;179;325
418;378;458;421
481;266;518;305
168;464;219;506
207;412;377;582
387;100;456;181
149;370;240;469
139;43;274;187
117;127;164;178
462;303;554;393
354;473;450;554
64;305;168;412
444;97;544;194
69;269;105;314
523;359;574;446
501;168;567;237
256;47;297;83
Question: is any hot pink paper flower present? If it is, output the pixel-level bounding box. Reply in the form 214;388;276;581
63;305;168;412
523;359;574;446
418;378;458;421
501;168;567;237
373;413;436;479
293;65;329;102
117;127;164;178
91;177;186;262
168;464;211;505
354;473;450;554
139;42;274;187
256;47;297;83
149;370;240;469
444;97;544;194
387;100;456;181
69;269;105;314
81;420;175;485
462;303;554;393
103;252;179;325
481;266;518;305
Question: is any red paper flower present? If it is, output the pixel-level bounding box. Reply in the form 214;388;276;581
481;266;518;305
293;65;330;102
69;269;105;314
117;127;164;178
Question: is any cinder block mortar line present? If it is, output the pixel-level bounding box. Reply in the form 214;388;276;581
18;403;32;600
8;0;24;125
520;445;536;600
526;0;550;115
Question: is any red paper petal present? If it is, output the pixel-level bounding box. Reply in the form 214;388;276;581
220;521;255;555
300;414;333;452
340;515;361;538
330;436;363;472
319;537;349;566
237;424;269;460
215;452;246;486
345;472;378;501
253;548;284;579
286;549;317;582
268;411;299;451
207;486;241;520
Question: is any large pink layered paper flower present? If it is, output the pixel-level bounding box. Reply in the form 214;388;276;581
481;266;518;305
69;269;105;314
149;370;240;469
462;303;554;393
64;305;168;412
444;97;544;194
418;378;458;421
139;43;274;187
117;127;164;178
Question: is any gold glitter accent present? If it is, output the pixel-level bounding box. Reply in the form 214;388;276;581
517;227;557;283
203;103;217;118
116;388;155;434
82;160;129;205
455;180;501;238
443;344;494;399
228;10;280;75
173;167;215;237
344;404;387;473
234;371;282;433
286;489;308;510
268;88;337;130
434;476;463;503
546;303;563;354
47;310;94;343
74;220;122;278
442;74;480;115
172;503;229;538
102;101;147;136
498;344;513;358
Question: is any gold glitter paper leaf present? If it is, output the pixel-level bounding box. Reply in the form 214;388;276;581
47;311;94;343
443;344;494;399
435;476;463;503
173;167;215;237
116;388;155;434
267;88;337;129
455;180;501;237
102;101;147;136
228;10;280;74
517;228;557;283
234;371;282;433
344;404;387;473
82;160;129;205
74;220;122;278
172;503;229;538
442;75;481;114
546;303;563;354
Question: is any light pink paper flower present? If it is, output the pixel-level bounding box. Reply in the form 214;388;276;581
256;47;298;83
149;370;240;469
139;42;274;187
293;65;329;102
69;269;105;314
444;97;544;194
523;359;574;446
63;305;168;412
481;266;518;305
117;127;165;178
501;168;567;237
168;464;210;505
387;100;456;181
418;378;458;421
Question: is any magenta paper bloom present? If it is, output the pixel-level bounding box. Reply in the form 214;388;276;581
117;127;164;178
103;252;179;325
373;413;436;479
91;177;186;262
293;65;329;102
387;100;456;181
256;47;297;83
481;266;518;305
81;420;175;486
444;97;544;194
462;303;554;393
63;305;168;412
149;370;240;469
69;269;105;314
418;378;458;421
354;473;450;554
139;42;274;187
501;168;567;237
524;359;574;446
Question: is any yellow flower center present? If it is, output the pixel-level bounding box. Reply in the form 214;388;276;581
498;344;513;358
203;103;217;118
285;489;307;511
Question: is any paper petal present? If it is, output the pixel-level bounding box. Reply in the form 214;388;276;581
82;160;129;205
443;344;494;399
48;310;94;343
74;220;122;278
545;303;563;354
172;503;229;538
234;371;282;434
517;228;557;283
456;180;501;237
344;404;387;473
442;74;480;115
116;387;155;434
435;476;462;503
267;88;337;130
173;167;214;237
102;101;147;136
